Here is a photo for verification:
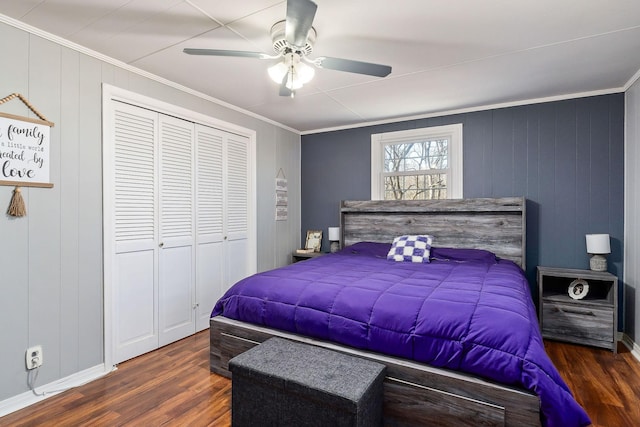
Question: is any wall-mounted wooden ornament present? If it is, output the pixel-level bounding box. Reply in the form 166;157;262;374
0;93;55;217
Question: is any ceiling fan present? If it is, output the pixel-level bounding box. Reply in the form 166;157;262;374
183;0;392;98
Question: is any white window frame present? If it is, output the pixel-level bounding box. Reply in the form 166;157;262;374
371;123;463;200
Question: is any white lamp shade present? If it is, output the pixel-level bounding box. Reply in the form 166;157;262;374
328;227;340;241
268;61;288;84
586;234;610;254
295;61;315;84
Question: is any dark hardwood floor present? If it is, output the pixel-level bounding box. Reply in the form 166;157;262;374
1;331;639;426
0;331;231;427
544;340;640;427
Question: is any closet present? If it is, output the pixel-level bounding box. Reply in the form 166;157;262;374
103;91;255;364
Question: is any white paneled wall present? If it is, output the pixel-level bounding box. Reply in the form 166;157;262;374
625;77;640;351
0;18;300;411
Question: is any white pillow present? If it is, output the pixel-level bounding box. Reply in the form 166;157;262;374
386;235;433;263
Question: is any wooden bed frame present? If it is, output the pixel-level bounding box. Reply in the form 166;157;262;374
210;197;540;426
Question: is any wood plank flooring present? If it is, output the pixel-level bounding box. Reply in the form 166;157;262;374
0;331;231;427
544;340;640;427
1;331;639;427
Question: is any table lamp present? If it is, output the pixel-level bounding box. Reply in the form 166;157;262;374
586;234;610;272
328;227;340;253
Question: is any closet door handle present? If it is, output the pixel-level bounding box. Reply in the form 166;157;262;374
159;242;164;248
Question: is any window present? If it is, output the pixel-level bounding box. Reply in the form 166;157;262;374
371;124;462;200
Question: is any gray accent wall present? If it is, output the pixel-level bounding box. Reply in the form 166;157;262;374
302;94;625;325
0;22;300;402
625;79;640;345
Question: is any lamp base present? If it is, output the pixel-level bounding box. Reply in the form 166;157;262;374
330;241;340;253
589;254;607;272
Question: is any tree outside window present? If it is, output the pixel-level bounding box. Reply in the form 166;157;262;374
383;138;448;200
371;124;462;200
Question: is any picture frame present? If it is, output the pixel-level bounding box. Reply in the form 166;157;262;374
305;230;322;252
568;278;589;300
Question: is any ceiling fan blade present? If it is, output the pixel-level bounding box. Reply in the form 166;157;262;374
315;57;392;77
279;73;293;97
183;48;266;59
285;0;317;48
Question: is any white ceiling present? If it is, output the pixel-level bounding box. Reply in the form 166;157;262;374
1;0;640;133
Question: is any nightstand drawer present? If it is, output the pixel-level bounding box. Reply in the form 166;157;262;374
542;302;613;342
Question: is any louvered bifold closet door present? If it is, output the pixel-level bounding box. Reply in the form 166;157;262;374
225;133;251;288
158;115;196;346
112;103;159;364
194;125;225;330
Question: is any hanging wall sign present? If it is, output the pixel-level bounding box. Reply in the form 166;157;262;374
0;93;55;217
0;113;53;188
275;168;288;221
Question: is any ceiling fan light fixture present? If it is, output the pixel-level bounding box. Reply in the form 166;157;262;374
184;0;391;97
268;55;315;89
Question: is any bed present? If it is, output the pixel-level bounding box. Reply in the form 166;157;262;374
209;197;590;427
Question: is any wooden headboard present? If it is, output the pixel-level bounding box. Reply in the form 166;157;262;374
340;197;526;269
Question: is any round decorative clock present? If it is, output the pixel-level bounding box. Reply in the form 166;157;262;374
568;278;589;300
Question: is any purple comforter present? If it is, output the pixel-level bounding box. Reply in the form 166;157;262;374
212;242;590;427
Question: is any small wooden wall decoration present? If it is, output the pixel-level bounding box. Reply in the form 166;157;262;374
0;93;55;217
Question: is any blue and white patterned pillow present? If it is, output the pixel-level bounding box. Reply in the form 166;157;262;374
387;235;433;263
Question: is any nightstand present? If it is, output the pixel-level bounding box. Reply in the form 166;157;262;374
292;251;326;263
537;266;617;353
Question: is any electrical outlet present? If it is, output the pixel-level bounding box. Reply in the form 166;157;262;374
26;345;43;370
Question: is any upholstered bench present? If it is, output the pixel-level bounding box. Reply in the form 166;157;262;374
229;337;386;427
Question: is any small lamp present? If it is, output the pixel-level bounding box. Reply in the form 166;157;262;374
586;234;610;272
328;227;340;253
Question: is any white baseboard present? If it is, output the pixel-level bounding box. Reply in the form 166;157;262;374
621;333;640;362
0;364;115;417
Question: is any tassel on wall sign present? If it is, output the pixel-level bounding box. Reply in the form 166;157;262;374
7;186;26;217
